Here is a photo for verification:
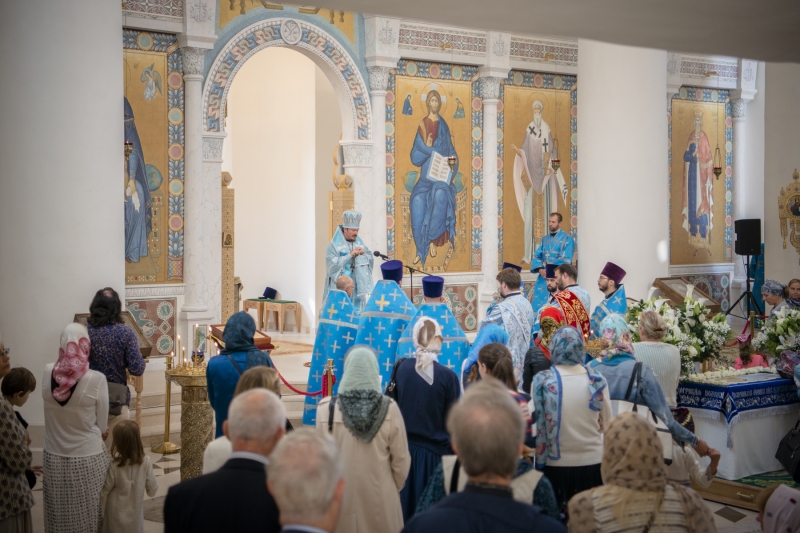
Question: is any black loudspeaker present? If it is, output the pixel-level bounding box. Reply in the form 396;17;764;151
734;219;761;256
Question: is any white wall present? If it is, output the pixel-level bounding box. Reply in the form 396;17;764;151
0;0;124;424
228;47;341;332
764;63;800;289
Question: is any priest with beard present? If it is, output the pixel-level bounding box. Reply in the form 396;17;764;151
529;213;575;313
324;210;374;313
590;262;628;338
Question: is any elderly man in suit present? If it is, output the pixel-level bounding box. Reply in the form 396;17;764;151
268;429;345;533
402;380;565;533
164;389;286;533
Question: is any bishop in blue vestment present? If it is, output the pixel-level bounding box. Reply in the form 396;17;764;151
591;262;628;338
355;260;417;390
302;289;360;425
324;210;374;313
396;277;470;375
530;214;574;313
409;90;458;267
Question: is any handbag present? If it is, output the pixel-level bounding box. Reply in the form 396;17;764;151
385;358;408;401
613;362;673;465
776;350;800;380
776;419;800;482
107;382;128;417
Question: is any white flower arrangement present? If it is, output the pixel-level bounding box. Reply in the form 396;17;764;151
753;307;800;356
683;366;777;386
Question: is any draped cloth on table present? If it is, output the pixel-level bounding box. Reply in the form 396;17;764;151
354;280;417;391
302;290;360;425
324;226;374;313
396;303;470;380
529;229;575;313
590;285;628;338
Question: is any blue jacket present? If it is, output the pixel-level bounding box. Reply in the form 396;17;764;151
402;485;565;533
591;355;697;446
207;352;273;438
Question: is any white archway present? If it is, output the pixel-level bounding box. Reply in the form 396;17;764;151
202;17;372;142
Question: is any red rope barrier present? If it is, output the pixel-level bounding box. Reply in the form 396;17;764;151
278;370;322;396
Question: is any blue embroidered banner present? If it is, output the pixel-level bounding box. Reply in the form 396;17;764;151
677;378;799;426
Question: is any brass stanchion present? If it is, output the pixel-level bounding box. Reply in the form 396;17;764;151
325;358;334;397
152;353;180;454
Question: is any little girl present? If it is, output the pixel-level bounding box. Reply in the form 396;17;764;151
734;334;769;370
667;409;721;488
101;420;158;533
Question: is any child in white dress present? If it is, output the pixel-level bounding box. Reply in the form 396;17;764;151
101;420;158;533
666;409;721;488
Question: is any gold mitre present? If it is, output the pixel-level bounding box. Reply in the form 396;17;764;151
692;108;705;118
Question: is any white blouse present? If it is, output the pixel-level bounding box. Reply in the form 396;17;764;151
43;365;108;457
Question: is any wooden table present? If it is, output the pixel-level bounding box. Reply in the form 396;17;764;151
244;298;302;333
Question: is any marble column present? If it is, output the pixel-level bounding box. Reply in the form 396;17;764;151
341;140;375;253
368;66;392;269
731;97;749;285
479;77;503;316
577;40;669;302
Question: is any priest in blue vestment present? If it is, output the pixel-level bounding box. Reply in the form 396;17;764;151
396;276;470;377
324;210;374;313
479;267;535;388
302;289;360;425
530;213;575;313
591;262;628;338
355;260;417;390
409;89;458;267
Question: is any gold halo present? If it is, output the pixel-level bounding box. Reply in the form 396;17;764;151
420;82;448;116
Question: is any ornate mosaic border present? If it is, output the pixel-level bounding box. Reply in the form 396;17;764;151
681;56;738;82
398;23;486;57
509;37;578;67
497;71;578;263
123;30;185;281
203;18;371;140
386;60;482;272
123;0;183;18
668;88;733;262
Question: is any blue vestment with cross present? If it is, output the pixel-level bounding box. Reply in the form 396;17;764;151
302;289;360;425
395;303;470;377
590;285;628;338
355;280;417;391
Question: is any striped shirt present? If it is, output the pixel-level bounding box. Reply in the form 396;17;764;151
633;342;682;408
591;486;689;532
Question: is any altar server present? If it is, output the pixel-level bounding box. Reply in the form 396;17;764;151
590;262;628;338
530;213;575;312
302;290;360;425
479;267;535;387
355;260;417;390
396;276;470;377
324;210;374;313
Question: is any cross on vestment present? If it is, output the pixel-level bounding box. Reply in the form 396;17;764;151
528;125;536;135
313;349;322;358
612;295;623;305
331;340;340;353
454;347;462;357
339;298;347;309
389;288;401;302
343;332;354;343
312;371;323;382
304;403;315;413
375;323;386;335
400;301;412;314
326;305;338;319
439;312;451;324
383;358;393;373
542;138;548;152
374;346;384;358
443;339;453;349
444;359;455;370
347;309;359;321
365;333;375;344
385;336;396;347
376;295;391;311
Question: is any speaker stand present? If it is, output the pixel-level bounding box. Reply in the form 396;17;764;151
726;254;764;320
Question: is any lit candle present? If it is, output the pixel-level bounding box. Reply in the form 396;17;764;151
176;335;181;365
193;324;199;352
182;347;186;368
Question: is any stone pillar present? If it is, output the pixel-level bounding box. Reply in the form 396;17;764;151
577;40;669;302
368;66;392;266
0;0;124;424
340;140;375;254
479;77;503;315
731;98;749;284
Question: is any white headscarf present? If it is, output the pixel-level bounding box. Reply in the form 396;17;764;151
763;485;800;533
412;317;443;385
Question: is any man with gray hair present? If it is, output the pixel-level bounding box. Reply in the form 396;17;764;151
402;380;565;533
164;389;286;533
268;428;345;533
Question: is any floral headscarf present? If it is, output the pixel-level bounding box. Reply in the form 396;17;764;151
336;345;390;444
762;279;786;298
412;317;443;385
598;314;635;358
52;323;91;403
532;327;607;463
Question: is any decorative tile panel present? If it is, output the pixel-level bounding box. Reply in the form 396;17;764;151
404;284;480;332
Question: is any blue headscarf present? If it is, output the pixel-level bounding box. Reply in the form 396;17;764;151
591;314;635;366
462;325;509;384
532;327;607;463
220;311;274;368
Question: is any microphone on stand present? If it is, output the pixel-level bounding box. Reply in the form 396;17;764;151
373;251;390;260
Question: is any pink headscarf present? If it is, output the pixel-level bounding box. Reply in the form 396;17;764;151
52;323;91;402
763;485;800;533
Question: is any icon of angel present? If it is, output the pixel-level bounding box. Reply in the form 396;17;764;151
140;64;163;102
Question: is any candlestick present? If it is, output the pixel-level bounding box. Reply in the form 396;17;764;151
182;347;186;367
193;324;199;353
176;336;181;366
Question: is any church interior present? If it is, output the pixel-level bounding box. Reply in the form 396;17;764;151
1;0;800;531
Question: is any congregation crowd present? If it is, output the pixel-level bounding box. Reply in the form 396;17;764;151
2;266;800;532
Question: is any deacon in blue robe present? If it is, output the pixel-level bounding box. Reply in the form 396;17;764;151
396;277;470;377
302;289;360;425
479;266;535;388
123;97;153;262
355;260;417;390
530;214;575;313
591;262;628;338
324;210;374;313
409;90;458;267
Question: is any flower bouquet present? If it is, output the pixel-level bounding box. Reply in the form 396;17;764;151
683;366;777;386
627;285;733;376
753;307;800;357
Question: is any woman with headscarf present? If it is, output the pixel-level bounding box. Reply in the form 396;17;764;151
532;326;611;515
207;311;274;438
567;412;716;533
42;323;110;533
394;317;461;520
523;306;564;394
316;346;410;533
462;324;508;387
757;484;800;533
787;279;800;310
762;279;790;317
589;314;709;455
